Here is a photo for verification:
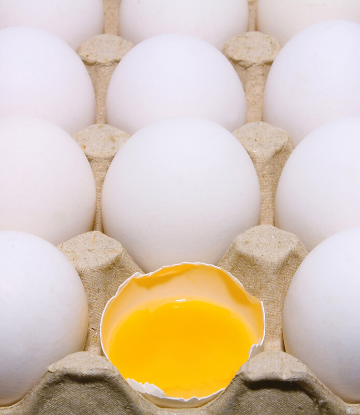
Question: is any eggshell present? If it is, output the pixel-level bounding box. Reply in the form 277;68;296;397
283;226;360;402
275;116;360;251
118;0;248;50
0;116;96;246
0;0;104;50
257;0;360;46
0;231;88;406
101;262;265;408
263;20;360;145
102;116;260;272
106;34;246;134
0;26;96;134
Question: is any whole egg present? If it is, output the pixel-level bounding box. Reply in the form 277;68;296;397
0;26;96;134
102;116;260;273
0;231;88;406
283;226;360;402
106;34;247;135
0;0;103;50
257;0;360;46
263;20;360;145
118;0;248;50
276;116;360;251
0;116;96;246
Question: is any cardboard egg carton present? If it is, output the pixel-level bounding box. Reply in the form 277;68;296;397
1;1;359;414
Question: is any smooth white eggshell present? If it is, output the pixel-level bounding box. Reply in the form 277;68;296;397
102;117;260;273
0;231;88;406
119;0;248;50
106;34;246;135
0;0;103;50
275;116;360;251
0;117;96;246
0;27;96;134
263;20;360;145
257;0;360;46
283;226;360;402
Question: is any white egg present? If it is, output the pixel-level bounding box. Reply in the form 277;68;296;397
283;226;360;402
257;0;360;46
102;117;260;273
106;34;246;135
118;0;248;50
263;20;360;145
0;231;88;406
0;0;103;50
0;117;96;246
0;27;96;134
276;117;360;252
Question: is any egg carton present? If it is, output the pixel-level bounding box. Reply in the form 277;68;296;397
1;1;359;414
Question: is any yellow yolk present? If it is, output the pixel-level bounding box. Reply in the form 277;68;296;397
108;296;257;399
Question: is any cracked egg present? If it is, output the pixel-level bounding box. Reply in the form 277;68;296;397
101;263;265;408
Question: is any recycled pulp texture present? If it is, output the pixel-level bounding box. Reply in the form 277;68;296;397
73;124;130;232
223;31;281;124
2;0;360;413
77;34;133;124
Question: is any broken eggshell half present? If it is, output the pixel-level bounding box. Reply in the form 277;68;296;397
100;262;265;408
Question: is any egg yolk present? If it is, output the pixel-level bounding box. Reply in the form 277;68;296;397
108;297;256;399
